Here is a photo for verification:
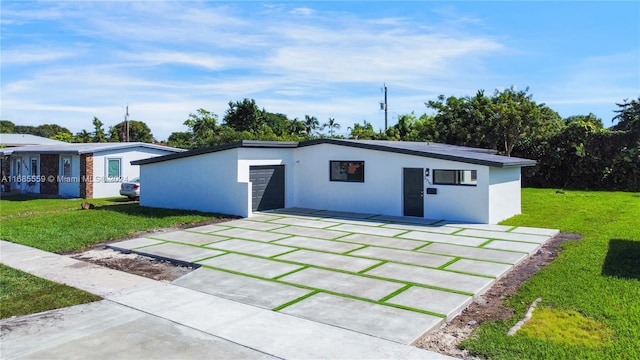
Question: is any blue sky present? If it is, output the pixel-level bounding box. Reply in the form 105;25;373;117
2;1;639;141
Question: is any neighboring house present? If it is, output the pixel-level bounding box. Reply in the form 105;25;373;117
2;142;184;198
132;139;536;224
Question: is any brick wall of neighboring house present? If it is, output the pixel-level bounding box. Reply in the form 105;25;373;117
40;154;59;195
1;156;10;192
80;153;93;199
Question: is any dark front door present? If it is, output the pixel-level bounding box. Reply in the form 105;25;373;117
403;168;424;217
250;165;285;211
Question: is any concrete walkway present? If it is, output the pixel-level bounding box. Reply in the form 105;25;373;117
0;241;452;359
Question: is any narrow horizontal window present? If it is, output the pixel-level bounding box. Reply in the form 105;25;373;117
433;169;477;186
330;161;364;182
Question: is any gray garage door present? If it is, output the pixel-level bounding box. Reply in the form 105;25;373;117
250;165;285;211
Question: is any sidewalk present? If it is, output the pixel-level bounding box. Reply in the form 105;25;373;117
0;241;454;359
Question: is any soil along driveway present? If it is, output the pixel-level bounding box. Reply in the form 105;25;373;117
109;208;559;345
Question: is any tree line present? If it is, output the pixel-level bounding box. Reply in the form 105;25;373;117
2;90;638;191
1;117;154;144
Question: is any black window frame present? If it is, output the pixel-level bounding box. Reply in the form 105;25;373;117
329;160;365;183
433;169;477;186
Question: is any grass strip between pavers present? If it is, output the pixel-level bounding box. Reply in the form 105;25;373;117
377;284;413;302
271;290;321;311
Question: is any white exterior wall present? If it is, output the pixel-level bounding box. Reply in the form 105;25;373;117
488;167;522;224
58;155;81;198
92;147;175;199
293;144;491;223
140;149;249;217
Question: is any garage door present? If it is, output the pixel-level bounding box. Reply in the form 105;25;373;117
250;165;285;211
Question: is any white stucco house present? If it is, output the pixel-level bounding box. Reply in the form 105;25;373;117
132;139;536;224
1;142;184;198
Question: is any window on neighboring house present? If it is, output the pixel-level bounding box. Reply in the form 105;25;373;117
330;161;365;182
30;159;38;176
107;158;121;179
61;156;72;177
13;158;21;177
433;169;477;186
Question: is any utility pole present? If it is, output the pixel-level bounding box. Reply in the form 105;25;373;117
380;84;388;130
125;105;130;142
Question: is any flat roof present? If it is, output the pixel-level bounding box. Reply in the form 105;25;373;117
132;139;536;168
1;142;185;156
0;133;67;147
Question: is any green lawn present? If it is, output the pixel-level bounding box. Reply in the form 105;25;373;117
0;195;131;217
0;197;225;253
461;189;640;359
0;264;101;319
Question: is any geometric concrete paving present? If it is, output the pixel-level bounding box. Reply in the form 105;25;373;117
349;246;454;268
329;223;407;237
456;228;550;243
271;216;340;228
272;225;349;240
188;224;231;233
102;208;558;345
214;227;291;242
206;239;295;257
511;226;560;236
385;286;473;321
279;292;444;344
275;249;381;272
382;223;461;234
274;236;363;253
219;219;288;231
445;259;512;278
278;267;405;300
418;242;528;264
173;268;312;309
107;237;164;250
365;262;495;295
197;253;303;278
148;230;228;245
398;231;489;247
338;233;427;250
483;239;541;254
127;242;225;263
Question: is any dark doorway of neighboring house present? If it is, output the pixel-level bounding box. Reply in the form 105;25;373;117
403;168;424;217
250;165;285;211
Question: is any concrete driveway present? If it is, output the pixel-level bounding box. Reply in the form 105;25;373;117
108;208;558;345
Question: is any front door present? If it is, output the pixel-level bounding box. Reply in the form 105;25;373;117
403;168;424;217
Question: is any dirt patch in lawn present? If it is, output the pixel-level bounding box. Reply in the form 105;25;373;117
71;249;193;281
413;232;582;359
68;217;236;282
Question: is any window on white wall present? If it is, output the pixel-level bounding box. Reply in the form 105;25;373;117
433;169;477;186
61;156;72;177
107;158;121;179
330;161;365;182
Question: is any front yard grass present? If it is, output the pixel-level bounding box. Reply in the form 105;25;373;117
0;197;225;253
461;189;640;359
0;264;101;319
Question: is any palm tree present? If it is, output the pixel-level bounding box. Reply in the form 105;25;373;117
321;118;341;137
288;118;306;136
303;115;319;136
